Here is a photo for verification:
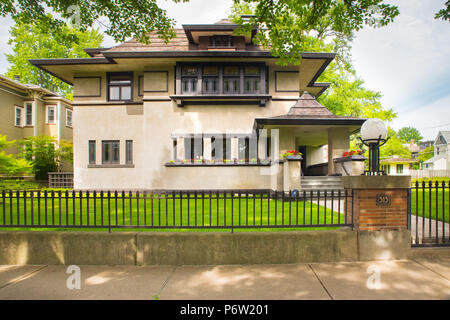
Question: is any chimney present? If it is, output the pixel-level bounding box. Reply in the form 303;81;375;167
13;75;20;82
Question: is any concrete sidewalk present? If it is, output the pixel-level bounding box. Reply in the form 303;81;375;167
0;252;449;300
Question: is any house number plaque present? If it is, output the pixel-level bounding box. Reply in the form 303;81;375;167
376;194;391;207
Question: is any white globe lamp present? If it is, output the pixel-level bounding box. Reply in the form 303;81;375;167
359;119;390;175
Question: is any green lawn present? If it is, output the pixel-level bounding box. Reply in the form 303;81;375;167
410;187;449;223
0;192;349;232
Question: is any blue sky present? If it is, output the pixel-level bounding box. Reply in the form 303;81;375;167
0;0;449;140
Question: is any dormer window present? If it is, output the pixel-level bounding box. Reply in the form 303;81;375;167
210;35;233;48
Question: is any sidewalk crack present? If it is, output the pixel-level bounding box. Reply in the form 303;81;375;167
0;265;48;290
411;258;450;281
308;264;334;300
155;266;177;299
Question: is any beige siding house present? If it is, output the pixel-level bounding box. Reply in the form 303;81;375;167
30;20;365;191
0;75;73;171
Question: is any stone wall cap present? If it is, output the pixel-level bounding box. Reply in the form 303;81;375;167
342;175;411;189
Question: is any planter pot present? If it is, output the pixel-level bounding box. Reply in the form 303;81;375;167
334;155;366;163
285;155;303;161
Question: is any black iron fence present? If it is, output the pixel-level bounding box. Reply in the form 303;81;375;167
409;181;450;246
0;189;353;231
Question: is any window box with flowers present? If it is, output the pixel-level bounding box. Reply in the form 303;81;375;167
333;150;366;176
165;158;271;167
282;150;303;161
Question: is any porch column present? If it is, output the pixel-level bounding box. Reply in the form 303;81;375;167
203;137;212;161
258;129;267;160
231;137;238;161
328;127;349;175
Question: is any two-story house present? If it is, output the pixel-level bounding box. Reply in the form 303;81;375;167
0;75;73;171
30;19;365;191
423;131;450;170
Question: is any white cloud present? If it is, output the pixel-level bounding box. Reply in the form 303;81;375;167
391;94;450;141
157;0;234;27
352;0;450;114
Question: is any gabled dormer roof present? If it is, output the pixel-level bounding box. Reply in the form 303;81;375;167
435;131;450;146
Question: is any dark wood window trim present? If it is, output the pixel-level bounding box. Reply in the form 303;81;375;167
101;140;120;164
175;62;267;97
107;72;133;102
126;140;133;164
89;140;96;164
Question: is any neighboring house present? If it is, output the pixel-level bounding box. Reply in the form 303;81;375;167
405;139;420;159
380;156;415;176
423;131;450;170
0;75;73;171
30;19;365;190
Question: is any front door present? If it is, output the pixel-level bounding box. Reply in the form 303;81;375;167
298;146;307;175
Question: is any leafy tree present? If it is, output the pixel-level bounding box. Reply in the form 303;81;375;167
6;16;103;99
231;0;400;64
0;0;182;44
229;3;397;123
435;1;450;21
379;128;411;159
397;127;423;144
0;135;32;175
417;146;434;164
17;136;73;180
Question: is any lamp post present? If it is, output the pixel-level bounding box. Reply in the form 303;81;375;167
359;119;390;175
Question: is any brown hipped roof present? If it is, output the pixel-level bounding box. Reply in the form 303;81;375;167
270;91;361;120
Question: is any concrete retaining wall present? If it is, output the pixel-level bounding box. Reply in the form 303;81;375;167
0;230;411;266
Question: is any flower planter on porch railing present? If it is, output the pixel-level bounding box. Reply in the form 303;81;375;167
333;155;367;176
285;155;303;161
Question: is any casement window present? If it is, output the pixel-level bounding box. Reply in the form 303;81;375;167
184;136;203;161
244;66;260;94
210;136;231;161
102;140;120;164
46;105;56;124
126;140;133;164
25;102;33;126
66;109;73;127
14;106;23;127
396;164;403;174
223;65;240;94
107;72;133;101
89;140;96;164
176;63;266;96
210;35;233;48
238;137;258;161
181;66;198;94
172;139;177;160
202;66;219;94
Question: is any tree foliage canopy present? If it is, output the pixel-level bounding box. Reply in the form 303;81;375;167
6;15;103;99
435;0;450;21
17;136;73;180
0;0;185;44
231;0;400;64
0;135;32;175
397;127;423;144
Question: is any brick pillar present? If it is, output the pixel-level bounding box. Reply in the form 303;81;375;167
342;176;411;261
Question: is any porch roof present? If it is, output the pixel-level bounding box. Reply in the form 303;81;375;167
254;92;366;129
